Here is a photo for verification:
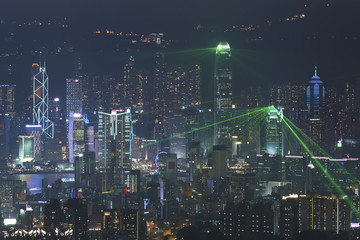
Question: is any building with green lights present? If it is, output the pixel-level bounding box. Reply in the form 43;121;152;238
18;135;34;162
214;42;233;145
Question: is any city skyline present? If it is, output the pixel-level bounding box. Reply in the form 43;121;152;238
1;1;360;239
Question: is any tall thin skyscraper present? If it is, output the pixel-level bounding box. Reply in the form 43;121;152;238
33;58;54;139
214;42;232;145
306;67;325;147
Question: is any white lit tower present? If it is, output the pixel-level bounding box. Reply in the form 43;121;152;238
33;56;54;139
98;108;133;190
265;107;284;156
214;42;232;145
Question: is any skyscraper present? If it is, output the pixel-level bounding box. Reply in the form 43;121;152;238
306;67;325;147
265;107;284;156
66;78;83;118
98;108;133;188
0;114;10;169
0;84;16;119
214;42;233;145
33;59;54;139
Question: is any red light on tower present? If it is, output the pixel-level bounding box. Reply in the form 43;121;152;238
124;187;131;194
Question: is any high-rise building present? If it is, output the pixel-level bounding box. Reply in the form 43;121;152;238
68;113;85;163
66;78;83;118
49;97;64;142
189;141;203;182
208;145;228;179
83;152;96;189
214;42;233;145
33;60;54;139
265;107;284;156
157;152;177;182
98;109;133;188
0;114;10;169
163;111;186;159
18;135;34;162
306;67;325;147
0;84;16;118
25;124;42;161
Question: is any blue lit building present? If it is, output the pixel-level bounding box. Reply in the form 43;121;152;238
306;67;325;119
306;67;325;147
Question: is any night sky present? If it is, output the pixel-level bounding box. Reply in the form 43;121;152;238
1;0;360;103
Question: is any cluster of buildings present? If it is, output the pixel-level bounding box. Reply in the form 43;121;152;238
0;41;359;239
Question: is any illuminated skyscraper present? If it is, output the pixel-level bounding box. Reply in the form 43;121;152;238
25;125;42;161
68;113;85;163
306;67;325;146
33;59;54;139
98;108;133;189
214;42;232;145
18;136;34;162
66;78;83;118
265;107;284;156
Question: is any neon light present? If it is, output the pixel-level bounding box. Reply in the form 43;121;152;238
25;125;42;128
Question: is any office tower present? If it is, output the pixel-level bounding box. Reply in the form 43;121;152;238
101;209;140;240
123;56;136;107
187;64;201;105
189;141;203;182
208;145;228;179
18;135;34;162
83;152;96;189
66;78;82;118
33;59;54;139
98;109;133;188
74;154;83;194
163;111;186;159
153;52;167;144
86;125;95;152
125;169;141;194
68;113;85;163
49;97;64;141
25;124;42;161
0;114;10;169
265;107;284;156
214;42;233;145
82;74;98;115
306;67;325;147
157;152;177;182
0;84;16;118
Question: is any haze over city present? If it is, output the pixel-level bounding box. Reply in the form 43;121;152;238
0;0;360;239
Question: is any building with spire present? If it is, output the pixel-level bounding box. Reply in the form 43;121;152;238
214;42;233;145
306;66;325;148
